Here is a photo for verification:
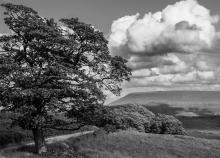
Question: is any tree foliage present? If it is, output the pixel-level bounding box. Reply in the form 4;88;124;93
0;3;131;153
150;114;186;135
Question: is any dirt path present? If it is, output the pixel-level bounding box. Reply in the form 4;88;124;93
1;130;94;152
27;130;94;145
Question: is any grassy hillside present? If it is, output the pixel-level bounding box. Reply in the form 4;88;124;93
178;116;220;130
2;130;220;158
56;130;220;158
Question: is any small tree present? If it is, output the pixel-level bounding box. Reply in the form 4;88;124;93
0;3;131;154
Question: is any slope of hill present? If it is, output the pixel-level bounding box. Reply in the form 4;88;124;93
2;130;220;158
110;91;220;116
68;130;220;158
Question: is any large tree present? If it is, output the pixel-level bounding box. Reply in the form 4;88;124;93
0;3;131;154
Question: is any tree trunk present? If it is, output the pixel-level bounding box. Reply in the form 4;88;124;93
32;128;47;154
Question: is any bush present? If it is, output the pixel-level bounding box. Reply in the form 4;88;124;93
150;114;186;135
103;124;118;133
102;104;155;132
67;103;186;135
0;130;27;148
95;104;186;135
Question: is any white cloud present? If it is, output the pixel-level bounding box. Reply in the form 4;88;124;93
109;0;219;57
197;71;215;80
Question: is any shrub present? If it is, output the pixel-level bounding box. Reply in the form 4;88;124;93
150;114;186;135
0;130;27;148
101;105;186;135
103;124;118;133
74;104;186;135
99;104;155;132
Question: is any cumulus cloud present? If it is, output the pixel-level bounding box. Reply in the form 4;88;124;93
107;0;220;103
109;0;219;57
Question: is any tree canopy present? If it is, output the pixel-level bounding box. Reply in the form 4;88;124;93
0;3;131;153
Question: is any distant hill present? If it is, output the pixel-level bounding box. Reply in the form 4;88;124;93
110;91;220;116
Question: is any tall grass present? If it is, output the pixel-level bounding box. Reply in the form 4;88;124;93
43;130;220;158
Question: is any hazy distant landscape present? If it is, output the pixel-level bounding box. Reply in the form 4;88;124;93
109;91;220;141
110;91;220;116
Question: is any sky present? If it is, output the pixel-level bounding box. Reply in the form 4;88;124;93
1;0;220;34
1;0;220;103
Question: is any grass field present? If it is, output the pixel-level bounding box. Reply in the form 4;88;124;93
178;116;220;130
60;130;220;158
187;130;220;140
2;130;220;158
